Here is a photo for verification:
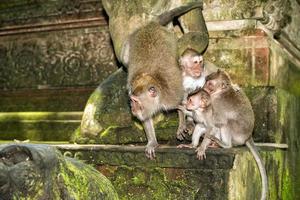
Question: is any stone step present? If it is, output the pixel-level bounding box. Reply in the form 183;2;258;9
0;112;82;141
0;88;93;112
0;86;285;143
55;144;287;200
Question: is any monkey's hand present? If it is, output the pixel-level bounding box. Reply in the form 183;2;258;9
145;141;158;160
177;105;186;111
195;147;206;160
176;127;187;141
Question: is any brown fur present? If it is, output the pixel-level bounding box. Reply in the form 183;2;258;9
203;71;267;200
204;70;254;144
128;22;184;111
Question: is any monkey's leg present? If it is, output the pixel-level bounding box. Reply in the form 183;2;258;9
195;137;211;160
206;128;232;149
176;109;186;141
177;124;205;148
185;116;195;135
143;118;158;160
191;124;206;147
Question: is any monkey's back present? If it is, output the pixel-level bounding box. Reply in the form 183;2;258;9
212;88;255;138
128;22;184;108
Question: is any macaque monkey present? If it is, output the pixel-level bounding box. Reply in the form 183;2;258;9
126;2;203;159
176;48;218;140
177;89;220;159
202;70;268;200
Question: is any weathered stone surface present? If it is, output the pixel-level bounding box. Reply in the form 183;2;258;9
0;143;119;200
0;88;94;112
0;0;105;27
57;144;236;169
203;0;265;21
205;30;270;86
228;149;289;200
282;0;300;52
59;145;234;199
57;144;287;200
0;119;80;142
0;27;117;89
270;39;300;96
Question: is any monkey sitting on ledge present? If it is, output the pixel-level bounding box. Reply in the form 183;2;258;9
176;48;218;141
177;88;220;160
202;70;268;200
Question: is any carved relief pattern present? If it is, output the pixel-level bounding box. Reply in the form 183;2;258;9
0;28;118;89
203;0;264;21
0;0;104;27
260;0;292;33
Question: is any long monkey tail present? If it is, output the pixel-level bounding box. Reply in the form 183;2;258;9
246;138;268;200
158;1;203;26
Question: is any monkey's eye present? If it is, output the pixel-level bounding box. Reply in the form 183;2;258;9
148;86;157;97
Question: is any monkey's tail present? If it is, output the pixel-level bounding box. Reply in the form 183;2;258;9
246;138;268;200
158;1;203;26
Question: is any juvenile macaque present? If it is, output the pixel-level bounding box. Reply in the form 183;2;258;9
177;89;220;160
176;48;218;140
126;2;203;159
202;70;268;200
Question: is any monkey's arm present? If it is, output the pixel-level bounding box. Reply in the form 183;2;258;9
191;123;206;147
143;118;159;160
176;109;186;141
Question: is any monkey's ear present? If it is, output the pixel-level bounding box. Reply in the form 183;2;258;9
148;86;157;97
221;81;228;89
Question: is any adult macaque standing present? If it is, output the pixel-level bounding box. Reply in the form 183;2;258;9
104;2;203;159
203;70;268;200
102;0;210;159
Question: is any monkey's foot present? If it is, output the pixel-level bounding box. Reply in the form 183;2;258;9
195;147;206;160
177;144;194;148
145;142;158;160
208;141;220;148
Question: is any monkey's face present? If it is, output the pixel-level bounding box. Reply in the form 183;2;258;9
204;71;231;95
181;55;203;78
204;79;218;94
130;86;160;121
186;91;210;111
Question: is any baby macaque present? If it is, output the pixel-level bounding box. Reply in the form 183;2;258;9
176;48;218;140
177;89;220;160
202;70;268;200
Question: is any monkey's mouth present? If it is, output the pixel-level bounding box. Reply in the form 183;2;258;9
192;69;202;77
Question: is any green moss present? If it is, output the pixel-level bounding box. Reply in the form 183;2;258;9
59;159;119;199
0;112;82;122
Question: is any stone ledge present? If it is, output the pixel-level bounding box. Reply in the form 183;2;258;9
56;144;240;170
